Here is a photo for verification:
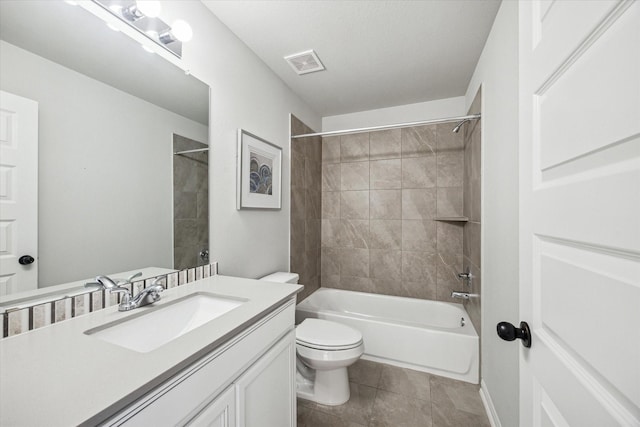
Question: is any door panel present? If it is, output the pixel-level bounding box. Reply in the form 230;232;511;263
520;0;640;426
0;91;38;295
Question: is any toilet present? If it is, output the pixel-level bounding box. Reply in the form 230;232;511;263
259;272;365;406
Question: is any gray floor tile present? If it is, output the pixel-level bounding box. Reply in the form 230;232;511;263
431;403;491;427
370;389;433;427
313;382;377;426
378;364;432;401
298;360;489;427
348;359;383;387
300;408;367;427
430;375;485;416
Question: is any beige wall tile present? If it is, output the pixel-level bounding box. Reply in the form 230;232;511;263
321;247;340;276
402;156;436;188
401;125;436;157
321;219;341;247
322;163;341;192
322;191;340;219
436;187;463;217
437;151;464;187
305;219;321;251
340;248;370;277
436;252;464;303
339;276;375;293
402;188;436;219
341;162;370;190
370;250;402;281
463;221;481;267
370;159;401;189
341;133;370;162
370;189;402;219
305;157;322;191
370;220;402;250
341;191;370;219
320;274;340;287
305;190;321;220
370;129;401;160
338;219;370;249
291;218;306;254
436;221;464;255
322;136;341;163
402;220;437;252
291;188;305;219
401;251;437;285
436;123;464;152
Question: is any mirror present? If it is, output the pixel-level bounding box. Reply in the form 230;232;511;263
0;1;209;305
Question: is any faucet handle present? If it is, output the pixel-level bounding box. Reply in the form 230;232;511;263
112;271;143;286
84;281;101;289
149;276;166;289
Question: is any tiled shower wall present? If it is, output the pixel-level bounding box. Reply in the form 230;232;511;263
173;134;209;270
463;90;482;335
320;125;466;301
290;115;322;302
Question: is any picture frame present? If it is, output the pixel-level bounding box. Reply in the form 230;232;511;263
236;129;282;210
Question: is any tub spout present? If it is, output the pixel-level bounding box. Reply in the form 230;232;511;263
451;291;478;300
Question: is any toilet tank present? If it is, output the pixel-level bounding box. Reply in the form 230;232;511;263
259;272;299;284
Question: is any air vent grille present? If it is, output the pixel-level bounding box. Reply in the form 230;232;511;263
284;50;325;75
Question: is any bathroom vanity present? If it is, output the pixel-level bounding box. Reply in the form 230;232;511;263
0;276;301;426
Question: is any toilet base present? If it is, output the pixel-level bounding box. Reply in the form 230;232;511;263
296;367;350;406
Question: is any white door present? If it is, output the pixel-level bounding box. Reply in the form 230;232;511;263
0;91;38;295
519;1;639;426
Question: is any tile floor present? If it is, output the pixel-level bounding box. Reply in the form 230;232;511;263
297;360;490;427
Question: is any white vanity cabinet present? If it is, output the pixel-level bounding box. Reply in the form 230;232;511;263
104;299;296;427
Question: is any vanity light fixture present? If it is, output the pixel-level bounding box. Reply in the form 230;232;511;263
92;0;193;58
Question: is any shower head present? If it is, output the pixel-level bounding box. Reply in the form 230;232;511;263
452;119;469;133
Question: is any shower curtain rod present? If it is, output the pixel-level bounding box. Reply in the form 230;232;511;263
291;113;481;139
173;147;209;155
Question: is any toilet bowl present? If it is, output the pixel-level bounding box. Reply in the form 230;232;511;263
259;272;365;406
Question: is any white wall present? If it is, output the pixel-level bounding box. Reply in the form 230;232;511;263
464;2;520;426
0;40;207;288
160;2;321;279
322;96;465;131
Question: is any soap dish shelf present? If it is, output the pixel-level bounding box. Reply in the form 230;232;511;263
434;217;469;222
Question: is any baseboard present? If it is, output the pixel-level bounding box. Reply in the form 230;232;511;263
479;379;502;427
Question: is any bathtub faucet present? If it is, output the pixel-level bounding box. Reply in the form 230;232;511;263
451;291;478;300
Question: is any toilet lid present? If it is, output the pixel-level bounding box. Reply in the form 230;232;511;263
296;319;362;349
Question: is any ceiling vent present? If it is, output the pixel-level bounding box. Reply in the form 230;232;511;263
284;50;325;75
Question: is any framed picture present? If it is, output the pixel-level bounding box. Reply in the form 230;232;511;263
236;129;282;209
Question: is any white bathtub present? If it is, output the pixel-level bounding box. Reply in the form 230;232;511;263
295;288;479;384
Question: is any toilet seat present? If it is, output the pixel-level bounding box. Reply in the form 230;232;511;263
296;319;363;351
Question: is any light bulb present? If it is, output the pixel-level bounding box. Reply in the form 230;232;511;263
136;1;162;18
171;20;193;42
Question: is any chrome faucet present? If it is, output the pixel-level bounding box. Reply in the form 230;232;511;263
451;291;478;300
86;275;164;312
457;267;473;286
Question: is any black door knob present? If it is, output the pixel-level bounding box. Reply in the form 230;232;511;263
497;321;531;348
18;255;35;265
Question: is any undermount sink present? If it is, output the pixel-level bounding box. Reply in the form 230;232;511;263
85;293;246;353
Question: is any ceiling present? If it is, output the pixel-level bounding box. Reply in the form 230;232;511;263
204;0;501;117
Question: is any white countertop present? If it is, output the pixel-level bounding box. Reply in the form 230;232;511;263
0;275;302;427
